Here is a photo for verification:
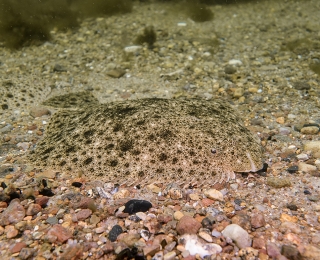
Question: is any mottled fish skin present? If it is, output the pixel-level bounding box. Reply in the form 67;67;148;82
28;98;263;186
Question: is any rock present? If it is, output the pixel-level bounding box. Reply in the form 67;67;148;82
26;203;42;216
76;209;92;220
287;165;299;174
298;162;317;173
19;248;35;260
164;251;176;260
0;198;25;226
46;216;58;225
35;196;50;207
123;199;152;214
30;107;51;118
222;224;252;249
251;212;266;228
302;245;320;259
199;231;213;242
5;225;18;238
225;65;237;74
108;225;123;242
59;244;83;259
47;224;72;243
232;214;251;230
143;245;160;257
233;88;244;98
296;153;309;161
267;177;291;188
147;183;161;193
300;126;319;135
176;216;202;235
204;189;224;201
173;211;184;220
281;245;302;260
238;247;259;258
304;141;320;153
293;81;310;90
252;237;265;249
179;234;222;258
10;242;27;253
136;212;147;221
106;69;126;78
72;196;96;210
266;242;281;258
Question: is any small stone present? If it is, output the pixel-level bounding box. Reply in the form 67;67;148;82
19;248;35;260
47;224;72;243
276;117;285;124
143;245;160;257
189;193;200;200
301;126;319;135
108;225;123;242
95;227;105;234
204;189;224;201
76;209;92;220
90;215;100;225
304;141;320;153
280;213;298;223
281;245;302;260
123;199;152;214
35;196;50;207
173;211;184;220
147;183;161;193
238;247;259;258
296;153;309;161
287;165;299;174
293;81;310;90
26;203;42;216
106;69;126;78
251;212;266;228
286;203;298;211
113;189;130;199
302;245;320;259
163;251;176;260
176;215;202;235
5;225;18;238
252;237;265;249
298;162;317;173
0;198;25;226
199;231;213;242
232;214;251;230
30;107;51;118
10;242;27;253
266;242;281;258
222;224;252;249
233;88;244;98
46;216;59;225
267;177;291;188
225;65;237;74
136;211;147;221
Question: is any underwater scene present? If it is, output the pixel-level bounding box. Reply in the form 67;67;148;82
0;0;320;259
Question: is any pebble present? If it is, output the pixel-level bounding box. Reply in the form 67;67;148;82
106;69;126;78
163;251;176;260
5;225;18;238
47;224;72;243
123;199;152;214
173;211;184;220
76;209;92;220
281;245;302;260
233;88;244;98
251;212;266;228
304;141;320;153
302;245;320;259
136;211;147;221
10;242;27;253
26;203;42;216
199;231;213;242
179;234;222;258
0;198;25;226
266;177;291;188
298;162;317;173
266;242;281;258
222;224;252;249
296;153;309;161
46;216;59;225
108;225;123;242
287;165;299;174
19;248;35;260
300;126;319;134
176;216;201;235
29;107;51;118
204;189;224;201
224;65;237;74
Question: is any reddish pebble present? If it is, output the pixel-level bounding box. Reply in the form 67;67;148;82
0;198;25;226
35;196;50;208
76;209;92;221
201;198;214;207
47;224;72;243
252;237;266;249
176;216;202;235
251;212;266;228
10;242;26;253
5;225;18;238
26;203;42;216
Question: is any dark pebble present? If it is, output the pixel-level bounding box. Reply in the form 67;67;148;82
53;64;67;72
46;216;59;225
304;190;311;195
293;81;311;90
286;204;298;211
123;199;152;215
108;225;123;242
72;182;83;188
281;244;302;260
287;165;299;174
224;65;237;74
